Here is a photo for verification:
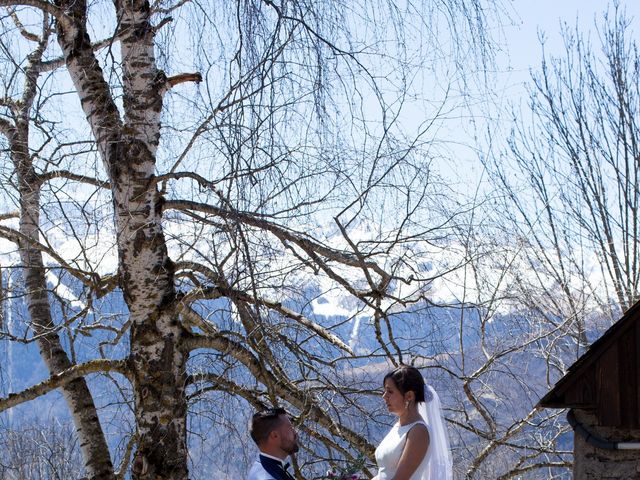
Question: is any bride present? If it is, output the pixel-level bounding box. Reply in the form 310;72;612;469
372;366;453;480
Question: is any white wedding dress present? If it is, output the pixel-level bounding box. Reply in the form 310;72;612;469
374;385;453;480
374;420;432;480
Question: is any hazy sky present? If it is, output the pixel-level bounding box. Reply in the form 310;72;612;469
436;0;640;187
505;0;640;77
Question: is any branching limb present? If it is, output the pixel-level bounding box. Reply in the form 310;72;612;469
0;359;130;412
0;211;19;221
0;0;72;30
164;200;387;277
0;224;112;293
0;118;15;137
496;462;572;480
183;331;374;456
115;433;138;480
177;277;352;354
466;407;541;478
8;7;40;41
38;170;111;189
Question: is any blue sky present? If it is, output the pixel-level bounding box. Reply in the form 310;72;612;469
505;0;640;81
0;2;637;477
431;0;640;190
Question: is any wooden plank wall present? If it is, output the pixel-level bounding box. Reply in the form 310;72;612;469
597;343;621;426
564;365;596;408
618;321;639;428
593;321;640;428
541;312;640;429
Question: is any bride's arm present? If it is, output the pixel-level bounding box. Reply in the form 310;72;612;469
392;424;430;480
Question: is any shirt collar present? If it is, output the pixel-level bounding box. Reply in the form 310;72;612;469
259;452;288;467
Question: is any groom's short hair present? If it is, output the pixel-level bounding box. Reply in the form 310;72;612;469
250;407;288;446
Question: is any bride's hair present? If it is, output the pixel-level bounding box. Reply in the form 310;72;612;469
384;365;426;403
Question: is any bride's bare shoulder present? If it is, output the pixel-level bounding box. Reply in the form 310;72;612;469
407;422;430;442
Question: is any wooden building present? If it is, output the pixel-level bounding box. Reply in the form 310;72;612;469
539;302;640;479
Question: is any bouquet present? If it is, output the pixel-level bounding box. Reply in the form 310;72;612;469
325;472;366;480
325;456;368;480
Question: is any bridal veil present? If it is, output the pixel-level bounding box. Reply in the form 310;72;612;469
417;384;453;480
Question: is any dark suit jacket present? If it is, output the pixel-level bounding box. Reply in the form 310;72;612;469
246;454;295;480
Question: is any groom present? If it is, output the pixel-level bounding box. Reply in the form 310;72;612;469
247;407;300;480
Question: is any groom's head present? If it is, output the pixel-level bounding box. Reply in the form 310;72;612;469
250;407;300;458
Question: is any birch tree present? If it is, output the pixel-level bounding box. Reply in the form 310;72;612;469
475;5;640;477
0;12;116;479
488;4;640;348
0;1;500;479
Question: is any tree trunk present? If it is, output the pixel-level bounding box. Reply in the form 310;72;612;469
53;0;189;475
116;141;188;479
13;127;115;480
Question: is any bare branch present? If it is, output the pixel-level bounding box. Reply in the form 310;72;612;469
164;200;386;277
0;117;15;137
183;331;374;455
115;434;138;480
0;211;19;221
0;359;130;412
0;0;72;30
176;276;352;354
167;72;202;88
8;7;40;42
38;169;111;188
0;224;99;286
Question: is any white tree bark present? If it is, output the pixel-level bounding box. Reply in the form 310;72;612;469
52;0;191;474
0;1;506;478
0;23;117;478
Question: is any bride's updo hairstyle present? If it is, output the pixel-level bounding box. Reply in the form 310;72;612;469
384;365;426;403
